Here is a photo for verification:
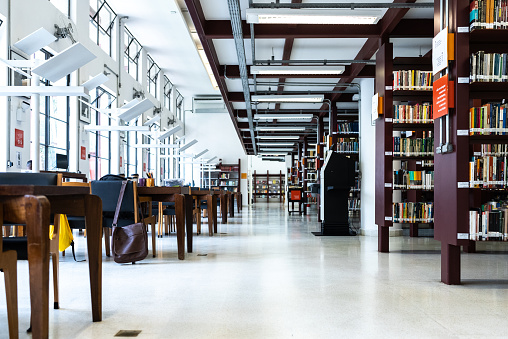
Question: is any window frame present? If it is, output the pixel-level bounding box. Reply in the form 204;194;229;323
89;0;117;57
164;75;173;111
124;27;142;81
147;54;161;99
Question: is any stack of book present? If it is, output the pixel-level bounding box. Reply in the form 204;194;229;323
469;0;508;30
336;138;359;153
337;122;359;133
392;70;433;90
470;52;508;82
469;201;508;240
469;102;508;135
392;202;434;223
469;154;507;187
393;103;433;123
393;132;434;157
393;169;434;190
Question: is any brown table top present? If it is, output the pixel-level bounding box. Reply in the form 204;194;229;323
137;186;191;196
0;185;90;196
191;190;214;196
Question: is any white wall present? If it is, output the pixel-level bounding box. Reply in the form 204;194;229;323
359;78;377;236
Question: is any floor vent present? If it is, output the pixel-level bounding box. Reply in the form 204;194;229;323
197;253;208;256
115;330;142;337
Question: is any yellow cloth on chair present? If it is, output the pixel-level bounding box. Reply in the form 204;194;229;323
49;214;74;252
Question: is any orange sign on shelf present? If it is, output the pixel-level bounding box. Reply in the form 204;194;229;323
433;74;455;120
291;190;301;201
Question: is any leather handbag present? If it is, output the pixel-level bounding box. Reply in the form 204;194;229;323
111;181;148;264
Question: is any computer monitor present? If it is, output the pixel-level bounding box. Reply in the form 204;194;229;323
56;154;68;170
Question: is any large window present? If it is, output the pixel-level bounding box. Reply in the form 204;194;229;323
124;27;142;81
89;0;116;57
89;87;116;180
164;75;173;111
147;135;156;177
35;50;69;171
147;55;161;99
176;91;184;121
126;121;138;176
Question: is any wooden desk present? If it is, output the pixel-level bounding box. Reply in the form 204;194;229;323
137;186;191;260
233;192;242;214
213;190;230;223
191;190;217;236
0;185;102;339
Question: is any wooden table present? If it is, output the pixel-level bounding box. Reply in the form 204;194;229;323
214;190;231;223
137;186;191;260
233;192;242;213
191;189;217;236
0;185;102;339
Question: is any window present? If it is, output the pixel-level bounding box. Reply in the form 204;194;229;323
49;0;69;15
147;55;161;99
164;75;173;111
124;27;142;81
147;135;156;177
89;0;116;57
88;87;116;180
126;120;138;176
35;50;69;172
176;91;184;121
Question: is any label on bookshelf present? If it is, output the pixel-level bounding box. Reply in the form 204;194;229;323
384;183;392;188
385;118;393;123
457;129;469;136
457;27;469;33
385;86;393;91
457;182;469;188
416;161;422;165
458;77;469;84
385;216;393;221
473;152;481;156
457;233;469;240
385;151;392;156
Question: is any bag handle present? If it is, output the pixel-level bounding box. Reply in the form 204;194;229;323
112;181;128;227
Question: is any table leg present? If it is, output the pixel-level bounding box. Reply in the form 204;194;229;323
237;194;241;213
25;195;51;339
84;195;103;322
229;194;234;218
185;195;193;253
221;195;227;223
175;194;185;260
206;195;214;236
212;196;218;233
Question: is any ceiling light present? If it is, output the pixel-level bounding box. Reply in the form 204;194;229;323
143;115;161;126
251;65;345;75
257;142;295;146
179;139;198;152
82;73;109;91
257;135;300;140
251;94;324;103
260;148;295;152
207;156;218;163
116;98;154;121
13;27;57;55
258;152;288;156
158;125;182;140
254;114;314;120
194;149;209;159
257;126;306;131
246;8;382;25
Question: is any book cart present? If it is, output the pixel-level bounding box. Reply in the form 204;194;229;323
434;0;508;284
375;44;435;252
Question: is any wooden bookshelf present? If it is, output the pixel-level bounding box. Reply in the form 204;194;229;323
203;159;240;193
253;170;284;203
375;50;435;251
434;0;508;284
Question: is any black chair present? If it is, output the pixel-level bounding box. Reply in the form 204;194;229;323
0;172;62;309
91;180;157;257
157;202;176;236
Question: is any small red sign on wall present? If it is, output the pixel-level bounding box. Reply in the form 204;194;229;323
120;156;123;167
14;129;23;148
433;74;455;120
80;146;86;160
143;163;146;172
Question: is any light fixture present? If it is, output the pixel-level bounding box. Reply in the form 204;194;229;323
143;115;161;126
257;152;288;156
257;142;295;146
175;136;185;143
13;27;57;55
251;94;324;103
31;43;96;82
261;156;286;162
132;144;179;148
251;65;345;75
257;126;306;131
82;73;109;91
179;139;198;152
254;114;314;120
0;86;86;97
84;125;150;132
158;125;182;140
260;148;295;152
257;135;300;140
116;98;154;121
194;149;209;159
245;8;382;25
207;156;218;163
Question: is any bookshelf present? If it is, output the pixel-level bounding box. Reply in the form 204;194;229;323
303;148;318;206
252;170;284;203
203;159;241;193
375;47;435;252
434;0;508;284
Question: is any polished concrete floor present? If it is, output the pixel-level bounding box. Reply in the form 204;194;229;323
1;204;508;338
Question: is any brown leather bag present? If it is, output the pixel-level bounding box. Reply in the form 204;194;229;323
111;181;148;264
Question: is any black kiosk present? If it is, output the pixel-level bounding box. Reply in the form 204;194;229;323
316;152;355;236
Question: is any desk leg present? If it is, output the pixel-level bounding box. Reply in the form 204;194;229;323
229;195;234;218
185;195;193;253
84;195;103;322
212;197;218;233
206;195;214;236
237;194;241;213
26;195;51;339
221;195;227;223
175;194;185;260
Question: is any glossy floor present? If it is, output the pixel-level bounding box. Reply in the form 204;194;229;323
1;204;507;338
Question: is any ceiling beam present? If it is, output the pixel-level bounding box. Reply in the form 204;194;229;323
204;19;433;39
184;0;248;154
220;65;376;79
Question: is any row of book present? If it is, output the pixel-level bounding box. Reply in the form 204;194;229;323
220;181;237;186
392;202;434;223
393;134;434;157
335;139;359;153
469;201;508;241
469;0;508;30
476;143;508;156
421;160;435;167
470;52;508;82
469;102;508;135
392;70;433;91
393;103;433;123
337;122;359;133
393;170;434;190
469;155;508;188
348;198;360;210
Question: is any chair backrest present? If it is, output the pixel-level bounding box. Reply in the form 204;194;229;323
91;180;138;227
0;172;59;186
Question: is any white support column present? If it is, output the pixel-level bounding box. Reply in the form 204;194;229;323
30;72;40;172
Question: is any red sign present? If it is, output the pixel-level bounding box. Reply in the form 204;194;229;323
120;156;123;167
143;163;146;172
80;146;86;160
291;190;301;201
14;129;23;148
433;74;455;120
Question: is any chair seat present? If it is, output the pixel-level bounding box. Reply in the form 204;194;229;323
2;237;27;260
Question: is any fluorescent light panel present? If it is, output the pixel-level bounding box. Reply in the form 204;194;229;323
257;126;306;131
158;125;182;140
117;98;154;121
246;8;382;25
254;114;313;120
257;142;295;146
257;135;300;140
13;27;57;55
194;149;209;159
82;73;109;91
251;94;324;103
258;152;288;156
179;139;198;152
251;65;345;75
143;115;161;126
260;148;295;152
207;156;218;163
